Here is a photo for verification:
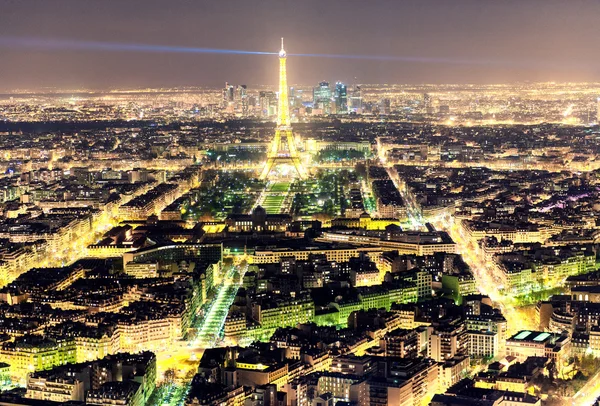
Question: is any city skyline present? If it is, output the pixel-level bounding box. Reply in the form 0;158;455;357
1;3;600;406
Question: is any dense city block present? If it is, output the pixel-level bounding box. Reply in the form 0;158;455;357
0;29;599;406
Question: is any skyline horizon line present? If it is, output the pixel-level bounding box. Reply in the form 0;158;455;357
3;80;600;94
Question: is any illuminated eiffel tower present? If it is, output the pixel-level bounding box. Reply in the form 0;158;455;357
259;39;308;180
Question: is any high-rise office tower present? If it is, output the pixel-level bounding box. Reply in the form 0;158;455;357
334;82;348;114
222;83;229;107
259;91;277;118
313;81;332;113
423;93;434;114
349;85;362;113
248;95;257;114
237;85;246;100
223;83;234;103
295;89;303;106
290;88;303;110
239;85;248;116
379;98;391;115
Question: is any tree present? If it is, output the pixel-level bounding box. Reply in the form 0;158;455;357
164;368;176;386
322;199;337;216
186;328;198;342
547;359;556;382
184;369;197;381
355;163;367;179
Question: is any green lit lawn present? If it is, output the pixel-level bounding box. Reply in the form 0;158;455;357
262;196;286;214
258;182;291;214
269;182;291;193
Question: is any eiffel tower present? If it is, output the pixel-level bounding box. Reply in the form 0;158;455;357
259;39;308;180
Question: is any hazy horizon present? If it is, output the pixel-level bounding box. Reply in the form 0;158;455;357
3;81;600;95
1;0;599;89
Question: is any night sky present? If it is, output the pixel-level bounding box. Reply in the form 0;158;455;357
0;0;599;89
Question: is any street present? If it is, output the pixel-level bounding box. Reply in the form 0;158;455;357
152;263;246;405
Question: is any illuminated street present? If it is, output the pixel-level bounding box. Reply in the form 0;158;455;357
151;264;246;405
383;156;538;335
439;219;539;334
573;367;600;406
195;266;244;348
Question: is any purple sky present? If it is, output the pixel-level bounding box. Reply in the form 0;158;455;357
0;0;599;89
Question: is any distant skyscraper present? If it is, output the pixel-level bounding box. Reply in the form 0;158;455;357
259;91;277;117
334;82;348;114
223;82;235;109
349;85;362;113
237;85;246;100
423;93;434;114
289;86;295;107
379;98;391;115
293;88;303;109
238;85;248;116
224;83;234;102
248;95;257;113
313;81;332;113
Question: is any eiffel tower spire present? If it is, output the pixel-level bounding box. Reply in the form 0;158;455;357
260;39;307;180
277;37;290;127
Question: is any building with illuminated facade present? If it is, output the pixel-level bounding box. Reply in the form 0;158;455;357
368;358;439;406
313;81;332;114
250;294;315;332
250;244;384;265
225;206;291;232
315;373;368;405
334;82;348;114
467;330;499;359
0;336;76;382
505;330;570;363
428;323;468;362
497;247;596;295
